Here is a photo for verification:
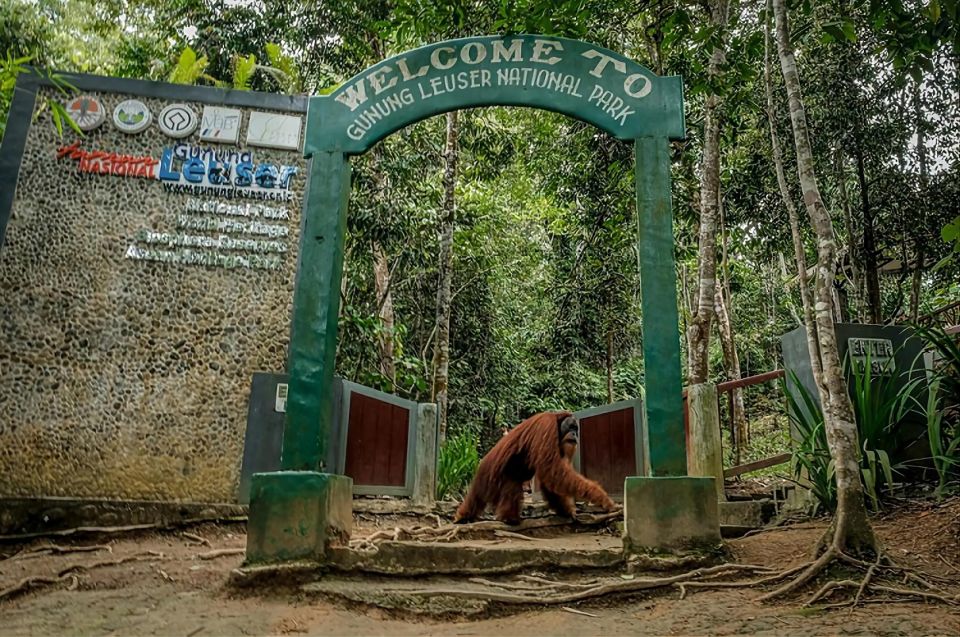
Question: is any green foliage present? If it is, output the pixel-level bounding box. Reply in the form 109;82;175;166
1;53;80;139
783;364;902;513
436;432;479;501
936;216;960;270
917;378;959;499
262;42;302;93
167;46;213;85
231;53;257;91
905;325;960;498
846;350;905;458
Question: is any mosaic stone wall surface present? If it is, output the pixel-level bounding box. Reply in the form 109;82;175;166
0;85;307;502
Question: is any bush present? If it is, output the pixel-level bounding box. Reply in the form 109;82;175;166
436;432;479;501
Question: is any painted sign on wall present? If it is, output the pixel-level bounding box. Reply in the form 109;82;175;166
848;337;896;374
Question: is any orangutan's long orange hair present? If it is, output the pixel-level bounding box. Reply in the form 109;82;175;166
455;411;616;524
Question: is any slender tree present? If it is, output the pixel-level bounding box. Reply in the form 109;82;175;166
762;2;824;397
687;0;730;384
765;0;877;598
432;109;459;442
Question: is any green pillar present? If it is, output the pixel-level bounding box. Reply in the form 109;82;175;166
634;136;685;476
281;151;350;471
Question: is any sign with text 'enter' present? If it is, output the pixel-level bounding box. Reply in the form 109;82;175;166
306;35;685;155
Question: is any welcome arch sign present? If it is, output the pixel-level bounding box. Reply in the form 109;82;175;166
254;36;688;553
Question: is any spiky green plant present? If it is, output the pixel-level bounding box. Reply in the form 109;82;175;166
436;432;479;501
782;371;836;513
902;325;960;498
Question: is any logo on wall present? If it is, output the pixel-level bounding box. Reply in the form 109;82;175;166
113;99;152;133
246;111;302;151
199;106;241;143
158;104;199;138
65;96;105;131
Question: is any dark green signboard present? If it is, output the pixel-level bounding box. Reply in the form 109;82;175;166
307;35;684;154
282;35;688;480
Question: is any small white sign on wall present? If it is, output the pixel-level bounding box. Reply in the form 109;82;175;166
246;111;302;150
275;383;288;413
199;106;242;143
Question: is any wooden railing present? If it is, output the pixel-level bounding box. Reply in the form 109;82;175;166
683;368;789;479
718;368;785;468
914;299;960;330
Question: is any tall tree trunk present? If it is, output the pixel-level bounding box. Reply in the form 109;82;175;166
368;144;397;386
763;8;825;396
853;141;881;324
773;0;876;553
372;242;396;385
714;286;746;447
836;152;863;323
686;0;729;384
432;110;459;444
909;81;927;321
716;194;747;445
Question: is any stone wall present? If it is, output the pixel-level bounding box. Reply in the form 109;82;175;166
0;75;308;502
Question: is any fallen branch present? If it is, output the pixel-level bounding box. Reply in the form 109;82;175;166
0;551;164;601
561;606;598;617
468;577;564;592
197;548;245;560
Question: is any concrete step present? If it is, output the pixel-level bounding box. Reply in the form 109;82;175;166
327;535;624;576
718;499;777;533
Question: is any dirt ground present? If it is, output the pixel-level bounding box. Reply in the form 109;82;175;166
1;498;958;637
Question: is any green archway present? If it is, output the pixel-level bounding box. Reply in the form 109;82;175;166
283;35;686;478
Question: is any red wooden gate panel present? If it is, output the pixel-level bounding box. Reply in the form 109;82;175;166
578;406;637;496
343;392;410;488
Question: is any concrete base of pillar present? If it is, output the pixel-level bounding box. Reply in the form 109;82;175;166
622;476;721;553
245;471;352;564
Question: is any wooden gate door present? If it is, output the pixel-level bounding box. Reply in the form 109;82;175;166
339;381;417;496
574;400;646;497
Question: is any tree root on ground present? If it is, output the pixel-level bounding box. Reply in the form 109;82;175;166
348;511;622;552
196;548;245;560
1;544;113;564
382;548;959;609
0;551;165;601
395;564;773;605
0;517;247;543
678;547;960;608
